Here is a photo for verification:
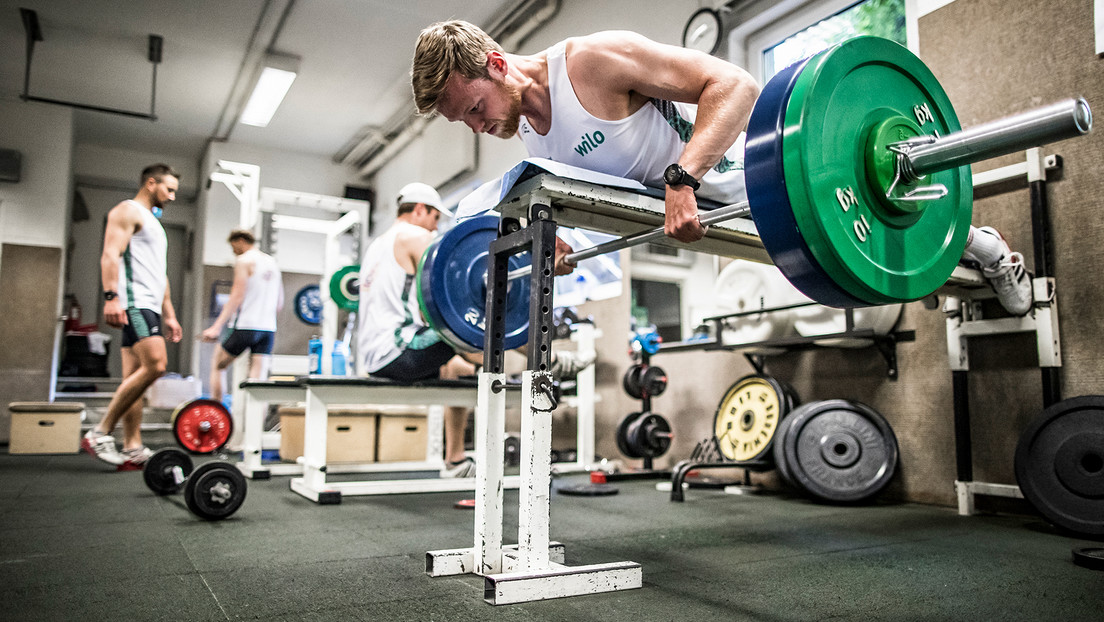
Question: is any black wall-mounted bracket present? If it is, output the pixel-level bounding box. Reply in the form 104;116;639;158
20;7;162;121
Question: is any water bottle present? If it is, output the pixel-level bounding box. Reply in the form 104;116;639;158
331;341;347;376
308;335;322;375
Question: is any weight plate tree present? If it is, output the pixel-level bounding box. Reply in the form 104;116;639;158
1015;395;1104;536
713;374;797;462
777;399;899;503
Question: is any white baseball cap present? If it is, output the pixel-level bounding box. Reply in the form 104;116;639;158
397;182;452;218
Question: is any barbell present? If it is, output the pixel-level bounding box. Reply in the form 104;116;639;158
415;36;1092;352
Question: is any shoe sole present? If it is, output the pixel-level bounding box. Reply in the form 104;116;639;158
81;437;123;466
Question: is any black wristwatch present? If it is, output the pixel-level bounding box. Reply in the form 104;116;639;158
103;290;118;301
663;163;701;190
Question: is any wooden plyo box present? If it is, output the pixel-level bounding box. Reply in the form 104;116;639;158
8;402;84;454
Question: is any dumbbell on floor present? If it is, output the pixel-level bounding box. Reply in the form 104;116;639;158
143;448;247;521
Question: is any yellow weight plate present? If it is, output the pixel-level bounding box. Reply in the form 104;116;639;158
713;375;787;462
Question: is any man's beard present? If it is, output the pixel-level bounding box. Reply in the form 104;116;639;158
490;80;522;139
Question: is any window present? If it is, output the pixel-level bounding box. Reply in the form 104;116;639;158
743;0;911;84
762;0;906;81
631;279;682;343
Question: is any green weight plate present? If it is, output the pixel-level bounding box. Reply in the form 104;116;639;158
328;265;360;312
781;36;971;304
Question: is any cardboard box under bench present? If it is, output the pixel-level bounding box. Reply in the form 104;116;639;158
278;404;429;464
8;402;85;454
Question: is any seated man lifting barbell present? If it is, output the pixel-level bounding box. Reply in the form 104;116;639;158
411;21;1032;315
356;183;594;478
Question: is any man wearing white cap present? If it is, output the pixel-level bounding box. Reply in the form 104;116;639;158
358;182;593;477
357;182;481;477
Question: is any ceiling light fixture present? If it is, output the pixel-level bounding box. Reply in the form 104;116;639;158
240;53;299;128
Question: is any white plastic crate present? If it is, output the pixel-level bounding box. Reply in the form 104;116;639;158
147;375;202;409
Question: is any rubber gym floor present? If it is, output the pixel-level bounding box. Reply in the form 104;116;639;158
2;445;1101;622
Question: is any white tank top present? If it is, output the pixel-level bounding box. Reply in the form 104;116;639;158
356;221;441;374
232;248;281;332
518;40;748;204
117;200;167;312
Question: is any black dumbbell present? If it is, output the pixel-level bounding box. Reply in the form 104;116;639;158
143;448;247;521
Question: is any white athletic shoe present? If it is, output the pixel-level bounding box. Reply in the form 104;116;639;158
81;430;124;466
118;446;154;472
550;350;596;381
965;227;1033;316
440;457;477;479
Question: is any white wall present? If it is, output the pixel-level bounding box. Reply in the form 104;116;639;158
0;100;75;398
201;141;361;273
0;102;74;250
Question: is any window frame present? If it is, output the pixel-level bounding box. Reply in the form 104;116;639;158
734;0;922;85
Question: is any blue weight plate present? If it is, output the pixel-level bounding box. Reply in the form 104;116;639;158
418;216;531;352
745;56;870;308
293;284;323;325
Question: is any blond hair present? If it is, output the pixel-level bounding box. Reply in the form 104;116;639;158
411;20;504;115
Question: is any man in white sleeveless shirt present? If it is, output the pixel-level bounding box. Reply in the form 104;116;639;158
357;183;481;477
83;164;182;469
410;21;1033;315
357;183;591;477
201;229;284;402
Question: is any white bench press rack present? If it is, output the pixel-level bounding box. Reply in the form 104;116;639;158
424;166;1028;604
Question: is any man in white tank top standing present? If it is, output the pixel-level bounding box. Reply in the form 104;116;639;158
83;164;182;469
411;21;1034;315
201;229;284;402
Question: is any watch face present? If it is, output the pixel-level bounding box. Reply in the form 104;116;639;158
664;164;681;185
682;8;722;55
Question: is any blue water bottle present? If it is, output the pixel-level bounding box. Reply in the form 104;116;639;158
308;335;322;375
331;341;347;376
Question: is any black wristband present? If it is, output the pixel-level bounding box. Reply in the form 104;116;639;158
103;290;118;301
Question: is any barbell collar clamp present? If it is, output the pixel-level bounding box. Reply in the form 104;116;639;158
896;97;1092;184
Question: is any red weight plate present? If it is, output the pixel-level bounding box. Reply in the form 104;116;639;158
173;399;233;454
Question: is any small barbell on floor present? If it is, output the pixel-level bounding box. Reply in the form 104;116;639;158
416;37;1091;352
143;448;247;521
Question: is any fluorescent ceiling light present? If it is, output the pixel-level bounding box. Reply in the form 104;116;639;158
241;54;299;127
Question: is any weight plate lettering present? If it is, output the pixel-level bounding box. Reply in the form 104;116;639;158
713;374;794;462
780;399;898;503
416;215;530;352
184;461;248;521
173;399;233;454
328;265;360;312
1015;395;1104;536
781;36;971;304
